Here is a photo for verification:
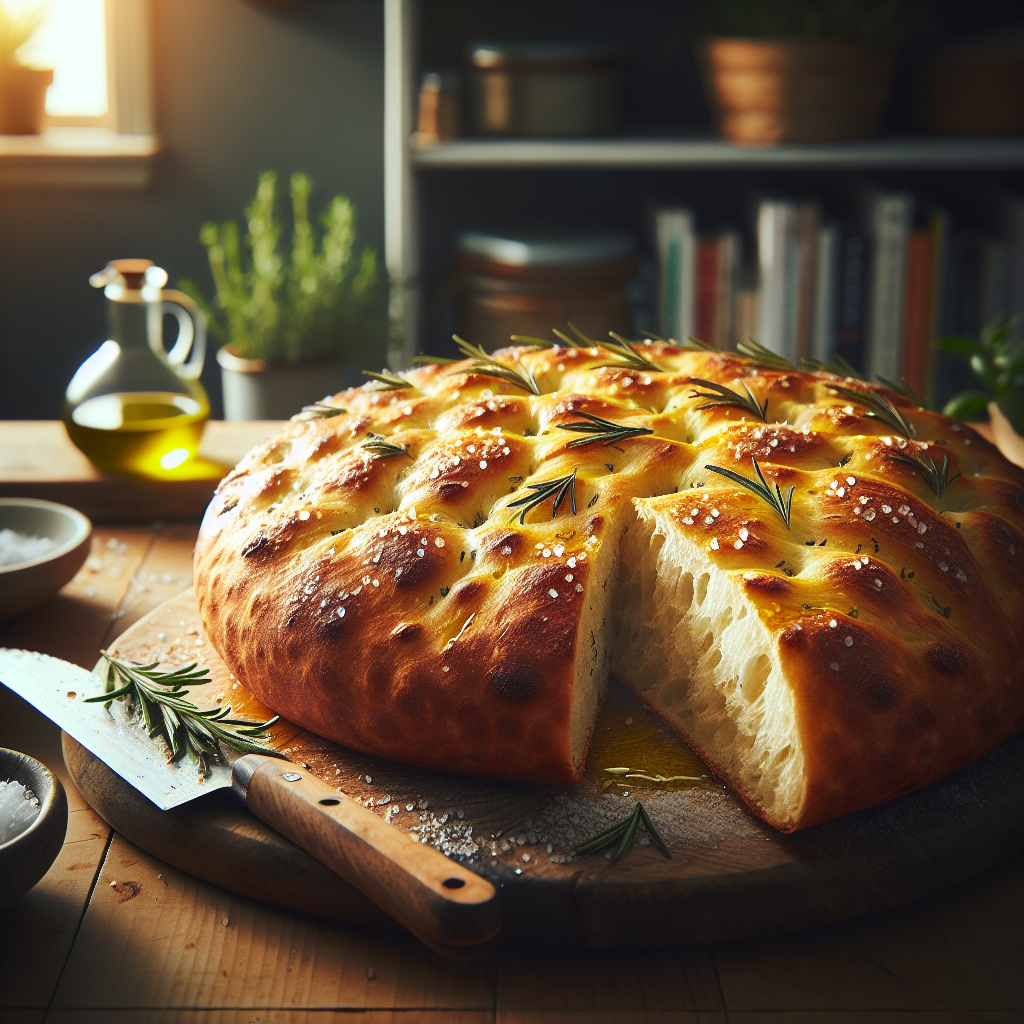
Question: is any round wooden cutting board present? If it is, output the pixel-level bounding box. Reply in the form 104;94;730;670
65;590;1023;949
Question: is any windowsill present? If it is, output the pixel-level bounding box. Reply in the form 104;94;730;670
0;128;160;189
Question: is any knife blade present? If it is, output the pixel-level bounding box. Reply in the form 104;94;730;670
0;647;500;957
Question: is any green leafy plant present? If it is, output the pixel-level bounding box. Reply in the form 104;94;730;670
181;171;384;365
0;2;47;67
938;319;1024;435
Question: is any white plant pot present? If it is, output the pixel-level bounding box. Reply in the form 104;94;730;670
217;347;362;422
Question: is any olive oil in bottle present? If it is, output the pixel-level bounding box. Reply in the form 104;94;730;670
64;391;210;477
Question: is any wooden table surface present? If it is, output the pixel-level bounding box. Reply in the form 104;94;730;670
0;426;1021;1024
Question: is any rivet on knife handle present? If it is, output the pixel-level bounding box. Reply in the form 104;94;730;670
232;754;501;956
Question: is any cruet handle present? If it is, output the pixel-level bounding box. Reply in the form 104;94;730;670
157;290;207;381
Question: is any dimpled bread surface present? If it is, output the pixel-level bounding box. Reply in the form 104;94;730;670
194;342;1024;831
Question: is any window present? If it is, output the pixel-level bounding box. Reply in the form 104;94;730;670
0;0;155;186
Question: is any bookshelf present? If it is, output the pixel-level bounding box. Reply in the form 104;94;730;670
384;0;1024;368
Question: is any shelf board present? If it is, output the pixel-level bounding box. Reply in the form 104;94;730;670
413;136;1024;171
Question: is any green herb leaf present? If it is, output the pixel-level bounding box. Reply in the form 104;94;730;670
507;469;578;525
605;332;662;372
361;433;412;459
684;335;717;351
362;368;413;390
738;339;796;371
829;384;915;438
556;412;654;449
291;401;347;421
508;335;550;348
411;353;460;365
688;378;768;421
801;353;862;379
876;374;927;409
85;652;286;777
452;335;540;394
706;456;794;529
575;801;671;863
886;450;961;498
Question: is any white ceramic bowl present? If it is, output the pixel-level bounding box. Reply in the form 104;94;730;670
0;498;92;620
0;747;68;914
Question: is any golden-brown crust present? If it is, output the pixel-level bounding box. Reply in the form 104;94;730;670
195;342;1024;821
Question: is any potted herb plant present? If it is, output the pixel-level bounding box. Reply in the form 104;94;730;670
182;170;384;421
0;2;53;135
696;0;923;146
939;319;1024;469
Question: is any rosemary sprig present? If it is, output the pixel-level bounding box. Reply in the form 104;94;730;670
507;469;578;525
508;335;550;348
362;368;413;390
452;335;540;394
887;450;961;498
801;353;862;379
412;353;460;365
829;384;915;438
605;332;663;372
291;401;347;422
556;412;654;449
738;339;796;371
684;335;717;351
575;802;670;863
361;432;412;459
86;651;285;776
706;456;794;529
551;327;586;349
689;378;768;421
876;374;927;409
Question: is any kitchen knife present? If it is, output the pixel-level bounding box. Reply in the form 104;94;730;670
0;647;500;958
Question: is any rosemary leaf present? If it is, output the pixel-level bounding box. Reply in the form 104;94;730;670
876;374;927;409
507;469;578;525
556;412;654;448
684;335;717;351
85;652;286;776
612;803;642;862
801;353;862;379
362;369;413;390
508;335;549;348
688;378;768;421
605;332;662;371
361;432;412;459
291;401;347;422
637;802;671;859
887;450;961;498
552;327;586;349
706;456;794;529
829;384;915;438
411;353;460;364
738;339;796;371
453;335;540;394
575;817;631;854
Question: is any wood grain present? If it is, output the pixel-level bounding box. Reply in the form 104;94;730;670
0;420;283;522
70;588;1024;951
242;755;500;956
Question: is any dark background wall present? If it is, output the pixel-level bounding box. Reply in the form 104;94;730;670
0;0;384;420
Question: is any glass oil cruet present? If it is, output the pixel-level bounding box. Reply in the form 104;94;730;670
63;259;210;478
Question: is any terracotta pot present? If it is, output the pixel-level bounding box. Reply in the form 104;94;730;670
217;346;362;422
0;65;53;135
701;38;894;146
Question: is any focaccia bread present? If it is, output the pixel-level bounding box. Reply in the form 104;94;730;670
194;341;1024;830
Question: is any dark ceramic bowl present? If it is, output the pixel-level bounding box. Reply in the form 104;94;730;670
0;747;68;914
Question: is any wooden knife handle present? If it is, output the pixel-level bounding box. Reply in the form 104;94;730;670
234;755;500;957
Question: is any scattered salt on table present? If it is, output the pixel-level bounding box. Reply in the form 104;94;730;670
0;529;55;568
0;779;41;843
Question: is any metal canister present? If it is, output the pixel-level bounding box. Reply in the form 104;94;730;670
456;228;636;351
467;42;622;137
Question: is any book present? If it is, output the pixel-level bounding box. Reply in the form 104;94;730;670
696;230;742;350
836;231;870;374
756;200;800;362
900;229;934;398
811;222;840;365
865;191;913;384
655;208;696;343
